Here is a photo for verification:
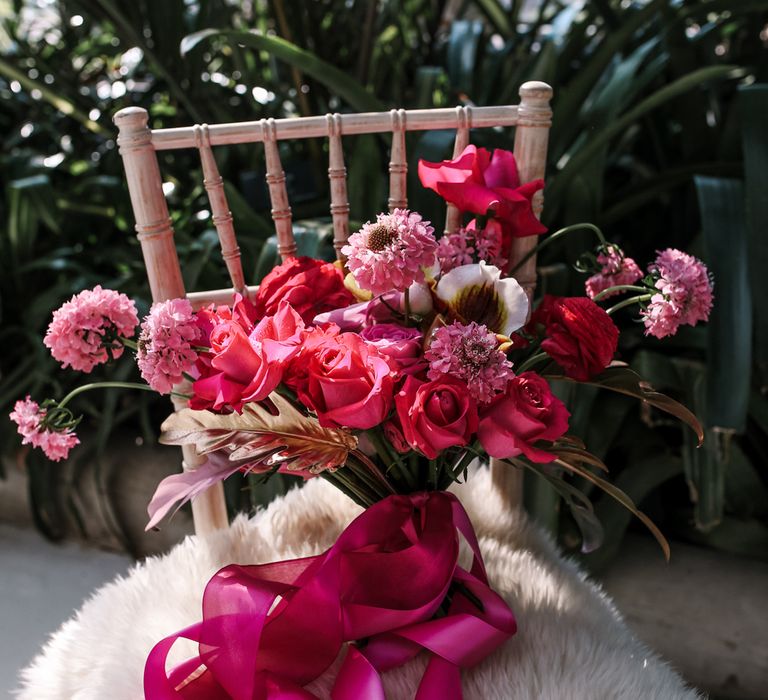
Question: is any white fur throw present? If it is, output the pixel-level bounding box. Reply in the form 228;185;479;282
16;468;699;699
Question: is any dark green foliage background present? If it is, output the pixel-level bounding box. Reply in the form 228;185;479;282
1;0;767;565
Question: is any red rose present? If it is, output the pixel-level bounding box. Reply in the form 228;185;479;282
298;332;394;430
528;295;619;381
395;375;478;459
254;256;355;325
478;372;569;463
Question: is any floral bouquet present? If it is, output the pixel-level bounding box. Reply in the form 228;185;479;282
11;144;712;698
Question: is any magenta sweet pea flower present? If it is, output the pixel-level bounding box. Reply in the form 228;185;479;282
418;145;547;238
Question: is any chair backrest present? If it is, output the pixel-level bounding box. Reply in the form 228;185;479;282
115;81;553;535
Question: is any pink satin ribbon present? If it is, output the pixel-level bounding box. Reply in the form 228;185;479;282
144;491;516;699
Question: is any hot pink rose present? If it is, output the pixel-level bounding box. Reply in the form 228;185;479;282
395;375;478;459
190;303;304;412
359;323;426;376
298;333;394;430
478;372;569;463
418;145;547;238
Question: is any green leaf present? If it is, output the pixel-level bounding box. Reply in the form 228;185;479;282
695;176;751;432
548;65;747;209
739;85;768;389
447;20;484;96
474;0;512;36
544;363;704;445
0;57;109;136
181;29;386;113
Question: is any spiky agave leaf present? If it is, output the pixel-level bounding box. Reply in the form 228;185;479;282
160;392;358;474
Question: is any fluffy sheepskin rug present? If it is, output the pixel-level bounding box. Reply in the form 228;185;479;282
16;467;700;699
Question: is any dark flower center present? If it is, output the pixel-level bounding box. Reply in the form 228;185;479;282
367;223;398;252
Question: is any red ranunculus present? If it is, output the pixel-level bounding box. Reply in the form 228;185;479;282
418;145;546;239
395;375;478;459
528;295;619;381
298;332;394;430
254;256;355;325
478;372;569;463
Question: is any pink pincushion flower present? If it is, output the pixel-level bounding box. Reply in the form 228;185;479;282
9;397;79;462
137;299;200;394
642;249;714;339
44;285;139;373
425;321;514;404
342;209;437;295
585;245;643;300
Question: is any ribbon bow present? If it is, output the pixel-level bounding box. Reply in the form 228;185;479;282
144;491;516;699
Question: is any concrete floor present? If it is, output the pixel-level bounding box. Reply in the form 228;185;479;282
0;523;130;696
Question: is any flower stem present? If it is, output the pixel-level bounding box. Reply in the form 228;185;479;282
508;223;608;276
517;352;550;373
119;336;138;351
57;382;188;409
403;287;412;326
592;284;650;302
368;428;416;491
606;294;653;316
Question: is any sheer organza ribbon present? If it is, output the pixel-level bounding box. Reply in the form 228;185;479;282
144;491;516;699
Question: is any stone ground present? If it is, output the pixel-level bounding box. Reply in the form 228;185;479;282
0;523;130;697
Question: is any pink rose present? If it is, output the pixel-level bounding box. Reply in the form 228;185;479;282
359;323;426;376
190;303;303;412
298;333;394;430
395;375;478;459
478;372;569;463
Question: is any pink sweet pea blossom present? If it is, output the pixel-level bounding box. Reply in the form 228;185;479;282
342;209;438;295
418;145;547;239
44;286;139;372
585;245;643;300
425;321;513;404
9;397;79;462
642;249;714;339
137;299;200;394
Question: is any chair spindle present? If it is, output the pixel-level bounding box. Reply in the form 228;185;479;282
444;105;473;234
260;118;296;261
326;113;350;263
388;109;408;212
194;124;246;295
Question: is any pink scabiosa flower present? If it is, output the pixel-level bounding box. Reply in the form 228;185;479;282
9;397;79;462
425;321;514;404
44;285;139;373
642;249;714;339
342;209;438;295
585;245;642;300
137;299;200;394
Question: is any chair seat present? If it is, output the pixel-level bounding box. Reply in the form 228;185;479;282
16;468;699;699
